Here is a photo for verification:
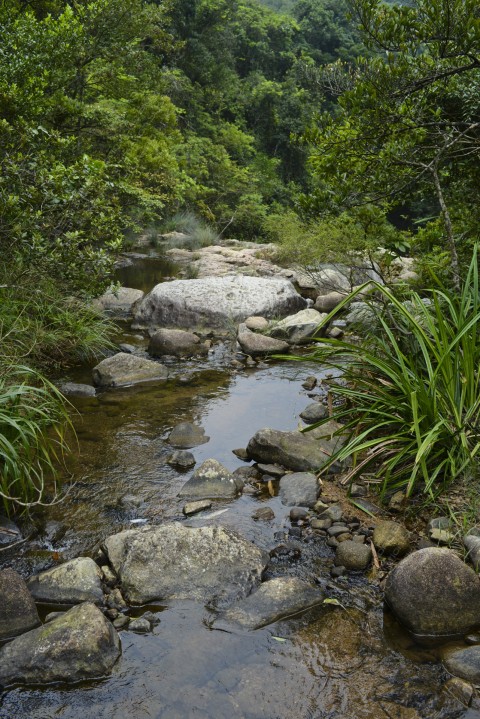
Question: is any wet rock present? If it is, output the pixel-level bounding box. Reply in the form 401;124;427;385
178;459;240;500
245;316;269;331
372;521;410;556
256;463;285;478
0;602;121;687
311;518;332;531
334;540;372;570
290;508;309;522
59;382;96;398
103;523;268;607
27;557;104;605
331;566;346;578
299;402;328;424
327;525;349;537
213;577;323;630
129;617;152;633
148;329;207;358
384;548;480;638
168;422;209;449
232;448;250;461
444;646;480;684
113;614;130;630
134;276;306;331
93;352;168;388
0;515;22;547
106;588;128;611
302;376;317;390
246;428;342;473
93;286;144;317
269;309;327;344
0;569;40;640
167;450;196;469
252;507;275;521
279;472;319;508
443;676;474;706
183;500;212;516
237;323;289;357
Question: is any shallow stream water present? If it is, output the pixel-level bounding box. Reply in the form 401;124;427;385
0;250;472;719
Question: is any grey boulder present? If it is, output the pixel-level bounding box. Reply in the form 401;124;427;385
27;557;104;605
134;275;306;330
178;459;241;499
93;352;168;388
213;577;323;630
59;382;96;398
148;329;208;358
103;523;268;608
0;602;121;687
167;450;196;469
237;323;289;357
246;427;342;473
443;646;480;683
279;472;319;508
299;402;328;424
93;286;144;317
384;548;480;638
0;569;40;640
269;309;326;344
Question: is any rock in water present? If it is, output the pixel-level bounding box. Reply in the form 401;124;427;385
246;428;341;472
27;557;104;605
133;276;306;330
443;646;480;683
269;309;327;344
168;422;209;449
148;329;207;358
237;324;289;357
299;402;328;424
213;577;323;630
93;287;144;317
0;569;40;640
92;352;168;388
178;459;240;499
103;523;268;608
0;603;121;687
384;548;480;638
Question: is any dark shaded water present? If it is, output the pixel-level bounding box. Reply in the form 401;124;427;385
0;254;470;719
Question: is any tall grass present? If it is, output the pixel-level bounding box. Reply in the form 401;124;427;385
0;366;71;513
304;248;480;500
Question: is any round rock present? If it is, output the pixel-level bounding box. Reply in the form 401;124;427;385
334;540;372;570
372;520;410;556
384;548;480;638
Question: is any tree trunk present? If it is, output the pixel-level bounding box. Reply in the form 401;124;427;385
431;166;461;292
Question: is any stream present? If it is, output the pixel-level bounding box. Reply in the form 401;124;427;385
0;248;471;719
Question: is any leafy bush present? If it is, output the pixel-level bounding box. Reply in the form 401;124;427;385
304;248;480;500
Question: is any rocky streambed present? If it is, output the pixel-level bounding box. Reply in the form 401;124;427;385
0;240;479;719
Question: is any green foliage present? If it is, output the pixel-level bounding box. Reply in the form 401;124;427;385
304;248;480;500
0;365;70;513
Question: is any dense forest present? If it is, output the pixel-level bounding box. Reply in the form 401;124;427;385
2;0;480;509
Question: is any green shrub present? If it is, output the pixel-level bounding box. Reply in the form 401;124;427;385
303;248;480;500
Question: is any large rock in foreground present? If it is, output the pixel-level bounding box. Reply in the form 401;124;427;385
93;352;168;388
0;603;121;687
385;548;480;638
134;276;306;330
213;578;323;630
246;428;341;473
103;523;268;608
27;557;104;605
0;569;40;640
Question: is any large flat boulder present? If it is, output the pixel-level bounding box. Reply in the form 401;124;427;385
213;577;323;630
384;548;480;638
27;557;104;605
103;523;268;608
133;275;306;330
246;427;342;473
93;352;168;388
0;569;40;640
0;602;121;687
237;324;289;357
